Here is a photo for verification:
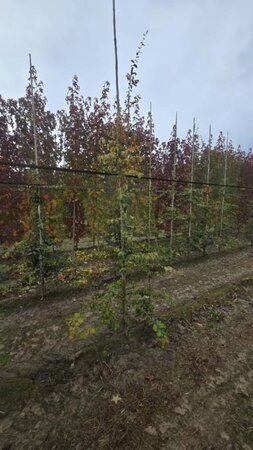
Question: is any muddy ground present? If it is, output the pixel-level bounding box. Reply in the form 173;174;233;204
0;248;253;449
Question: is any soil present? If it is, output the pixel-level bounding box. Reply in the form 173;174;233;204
0;248;252;449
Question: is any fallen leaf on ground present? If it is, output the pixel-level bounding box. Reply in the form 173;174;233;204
144;425;157;436
111;394;122;404
174;406;187;416
159;422;171;434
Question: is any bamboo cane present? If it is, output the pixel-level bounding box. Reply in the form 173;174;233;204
29;53;44;300
219;132;229;251
188;117;195;258
169;113;177;261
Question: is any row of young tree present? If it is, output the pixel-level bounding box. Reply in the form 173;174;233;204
0;37;253;338
0;61;253;253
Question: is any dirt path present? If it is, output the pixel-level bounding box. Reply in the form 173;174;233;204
0;248;253;449
153;247;253;302
2;248;253;324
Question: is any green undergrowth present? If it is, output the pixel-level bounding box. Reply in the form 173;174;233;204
64;279;249;354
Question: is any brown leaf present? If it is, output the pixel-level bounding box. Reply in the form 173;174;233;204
174;406;187;416
144;425;157;436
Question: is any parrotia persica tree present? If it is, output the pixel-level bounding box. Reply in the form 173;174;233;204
59;76;113;248
0;64;65;298
58;75;89;248
238;151;253;244
0;96;28;244
0;65;62;245
6;66;60;170
84;81;112;245
193;133;216;257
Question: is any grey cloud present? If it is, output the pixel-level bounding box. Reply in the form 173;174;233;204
0;0;252;150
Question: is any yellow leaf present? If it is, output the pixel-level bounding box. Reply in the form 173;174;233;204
164;266;173;273
111;394;122;404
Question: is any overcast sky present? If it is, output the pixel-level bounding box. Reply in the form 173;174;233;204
1;0;253;150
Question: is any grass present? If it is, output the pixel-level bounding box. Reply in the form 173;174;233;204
162;283;237;321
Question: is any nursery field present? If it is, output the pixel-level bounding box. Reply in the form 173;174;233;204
0;248;252;449
1;18;253;450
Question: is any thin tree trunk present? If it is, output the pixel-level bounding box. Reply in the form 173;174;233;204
206;125;211;206
169;112;177;262
112;0;120;118
188;117;195;258
148;103;153;302
112;0;126;330
148;103;153;252
219;132;228;251
29;53;44;300
203;124;212;257
72;199;76;254
92;177;97;248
